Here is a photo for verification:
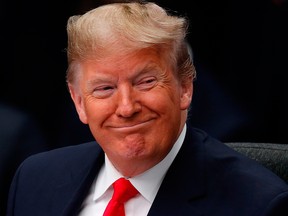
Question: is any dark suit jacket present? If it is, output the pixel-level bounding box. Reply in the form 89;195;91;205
7;125;288;216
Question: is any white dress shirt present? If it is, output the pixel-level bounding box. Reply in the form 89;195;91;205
78;124;186;216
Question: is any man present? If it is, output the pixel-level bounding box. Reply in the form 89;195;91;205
7;1;288;215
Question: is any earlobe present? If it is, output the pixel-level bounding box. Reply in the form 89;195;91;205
180;80;193;110
68;84;88;124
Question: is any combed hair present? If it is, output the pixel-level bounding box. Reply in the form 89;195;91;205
66;1;196;84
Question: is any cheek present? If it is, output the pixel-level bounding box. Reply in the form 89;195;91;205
143;88;180;117
84;98;114;124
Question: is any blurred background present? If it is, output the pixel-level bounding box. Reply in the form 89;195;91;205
1;0;287;214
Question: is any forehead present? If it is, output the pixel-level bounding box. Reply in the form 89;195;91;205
84;47;169;75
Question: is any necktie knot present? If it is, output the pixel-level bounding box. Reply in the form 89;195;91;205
112;177;138;203
103;177;139;216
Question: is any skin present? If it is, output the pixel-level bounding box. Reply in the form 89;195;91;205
69;47;193;177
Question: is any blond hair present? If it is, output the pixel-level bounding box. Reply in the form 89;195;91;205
66;1;196;84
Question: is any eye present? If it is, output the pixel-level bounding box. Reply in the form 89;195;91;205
136;77;157;91
92;85;115;98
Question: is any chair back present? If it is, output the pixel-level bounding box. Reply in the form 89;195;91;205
225;142;288;183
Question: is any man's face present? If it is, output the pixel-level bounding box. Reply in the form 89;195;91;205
69;48;192;175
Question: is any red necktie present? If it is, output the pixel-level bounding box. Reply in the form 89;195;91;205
103;177;139;216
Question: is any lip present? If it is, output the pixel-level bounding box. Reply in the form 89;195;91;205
108;119;155;132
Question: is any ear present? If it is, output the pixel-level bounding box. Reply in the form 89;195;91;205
180;78;193;110
68;84;88;124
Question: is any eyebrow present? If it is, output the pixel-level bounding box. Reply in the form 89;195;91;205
86;76;113;86
133;63;163;77
85;62;163;88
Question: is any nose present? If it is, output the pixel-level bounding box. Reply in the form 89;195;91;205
115;85;141;118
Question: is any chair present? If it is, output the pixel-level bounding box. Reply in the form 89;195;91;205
225;142;288;183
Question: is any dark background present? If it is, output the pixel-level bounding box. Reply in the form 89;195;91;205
1;0;288;213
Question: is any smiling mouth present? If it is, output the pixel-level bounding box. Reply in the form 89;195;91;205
109;119;155;131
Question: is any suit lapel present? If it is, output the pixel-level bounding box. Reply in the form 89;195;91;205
60;144;105;216
148;125;207;216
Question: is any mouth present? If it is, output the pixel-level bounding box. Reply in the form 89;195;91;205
108;119;155;132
